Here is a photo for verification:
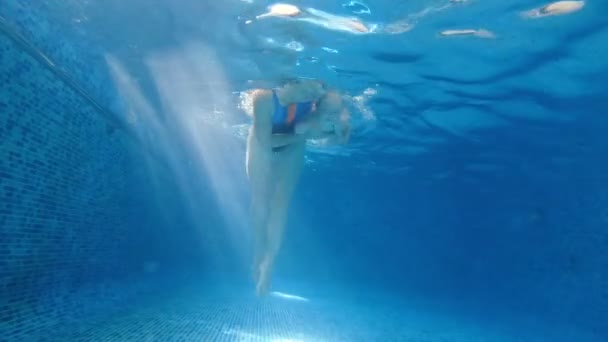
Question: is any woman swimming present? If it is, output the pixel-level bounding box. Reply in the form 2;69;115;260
252;2;470;35
521;1;585;18
255;3;371;34
245;79;350;296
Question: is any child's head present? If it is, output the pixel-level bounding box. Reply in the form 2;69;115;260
278;78;326;103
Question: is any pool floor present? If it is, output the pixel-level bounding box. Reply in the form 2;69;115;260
39;279;603;342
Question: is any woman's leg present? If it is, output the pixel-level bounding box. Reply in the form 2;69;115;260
251;184;270;284
256;142;306;296
246;130;274;284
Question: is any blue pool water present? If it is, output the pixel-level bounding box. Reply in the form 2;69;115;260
1;0;607;341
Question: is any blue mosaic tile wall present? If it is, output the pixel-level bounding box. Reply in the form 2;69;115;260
0;22;190;340
0;0;124;116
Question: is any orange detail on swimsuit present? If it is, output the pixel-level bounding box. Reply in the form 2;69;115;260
287;104;297;124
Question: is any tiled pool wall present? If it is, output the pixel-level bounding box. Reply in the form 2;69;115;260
0;4;191;340
0;0;124;116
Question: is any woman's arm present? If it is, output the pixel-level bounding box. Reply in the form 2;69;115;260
252;90;273;148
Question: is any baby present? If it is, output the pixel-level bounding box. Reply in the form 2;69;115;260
295;91;351;144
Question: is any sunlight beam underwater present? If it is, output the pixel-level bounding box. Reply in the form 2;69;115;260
145;42;250;264
107;44;252;270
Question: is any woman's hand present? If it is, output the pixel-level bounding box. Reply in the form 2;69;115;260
333;121;351;144
332;108;351;144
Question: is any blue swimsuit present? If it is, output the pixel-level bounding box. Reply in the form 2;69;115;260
271;90;317;134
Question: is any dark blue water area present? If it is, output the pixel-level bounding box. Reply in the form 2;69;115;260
2;0;608;341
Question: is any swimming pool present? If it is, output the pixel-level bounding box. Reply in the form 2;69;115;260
1;1;607;341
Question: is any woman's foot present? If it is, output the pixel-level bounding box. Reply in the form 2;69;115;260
252;262;260;284
255;258;272;297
